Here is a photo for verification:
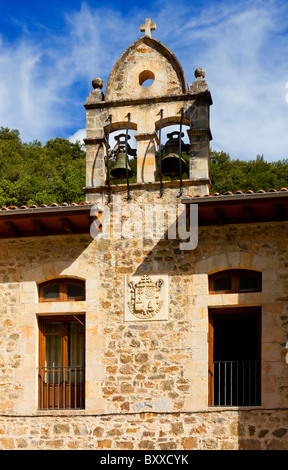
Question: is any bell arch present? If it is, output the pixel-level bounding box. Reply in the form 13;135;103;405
103;120;138;183
103;120;137;135
154;115;190;131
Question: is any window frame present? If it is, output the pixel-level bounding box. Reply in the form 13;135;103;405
38;314;85;410
209;269;262;294
39;278;85;302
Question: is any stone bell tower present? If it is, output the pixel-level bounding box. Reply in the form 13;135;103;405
83;18;212;204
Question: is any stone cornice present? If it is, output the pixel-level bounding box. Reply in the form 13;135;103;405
84;90;212;110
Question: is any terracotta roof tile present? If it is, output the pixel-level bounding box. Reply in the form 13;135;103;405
186;188;288;199
1;189;288;211
0;201;100;212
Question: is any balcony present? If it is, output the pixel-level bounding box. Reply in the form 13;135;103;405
209;360;261;406
38;365;85;410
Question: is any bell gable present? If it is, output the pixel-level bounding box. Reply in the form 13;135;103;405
105;35;189;102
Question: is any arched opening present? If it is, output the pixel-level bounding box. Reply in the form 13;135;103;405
154;121;190;181
39;278;85;302
139;70;155;87
107;128;137;183
103;121;138;184
209;269;262;294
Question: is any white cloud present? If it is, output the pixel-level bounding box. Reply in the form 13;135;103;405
0;2;136;143
0;0;287;162
68;128;86;144
165;0;288;161
61;0;288;161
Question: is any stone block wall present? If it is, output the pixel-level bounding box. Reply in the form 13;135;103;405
0;189;287;449
1;410;287;450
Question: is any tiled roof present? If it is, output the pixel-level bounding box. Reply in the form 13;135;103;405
1;189;288;211
0;200;102;239
0;190;287;235
0;201;100;212
185;188;288;199
182;188;288;226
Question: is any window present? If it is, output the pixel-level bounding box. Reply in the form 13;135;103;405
208;307;261;406
38;315;85;410
209;269;262;294
139;70;155;87
39;279;85;302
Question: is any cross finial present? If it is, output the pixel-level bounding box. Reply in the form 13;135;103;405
140;18;156;37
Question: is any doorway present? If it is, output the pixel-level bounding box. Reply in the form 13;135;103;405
209;307;261;406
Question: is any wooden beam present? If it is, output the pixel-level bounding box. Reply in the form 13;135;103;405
214;207;224;225
274;203;285;221
243;206;253;223
32;219;48;235
60;217;74;234
5;221;21;237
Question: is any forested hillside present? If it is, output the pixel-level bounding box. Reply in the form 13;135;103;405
210;150;288;194
0;127;86;207
0;127;287;207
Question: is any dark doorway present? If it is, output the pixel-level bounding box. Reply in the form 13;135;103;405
209;307;261;406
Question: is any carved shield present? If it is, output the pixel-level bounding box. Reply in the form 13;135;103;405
128;274;164;320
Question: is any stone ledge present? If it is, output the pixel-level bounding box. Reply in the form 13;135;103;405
84;91;212;110
84;178;211;193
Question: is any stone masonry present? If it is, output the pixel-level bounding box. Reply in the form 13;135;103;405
0;19;287;450
0;218;288;449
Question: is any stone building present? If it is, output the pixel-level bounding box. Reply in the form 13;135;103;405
0;19;288;450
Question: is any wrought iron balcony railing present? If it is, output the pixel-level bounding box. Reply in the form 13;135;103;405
38;365;85;410
209;360;261;406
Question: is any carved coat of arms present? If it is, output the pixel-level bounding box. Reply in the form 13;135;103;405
127;274;165;320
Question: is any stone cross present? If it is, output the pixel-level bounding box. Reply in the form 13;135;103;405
140;18;156;37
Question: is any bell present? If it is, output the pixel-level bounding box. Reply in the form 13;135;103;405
161;131;187;177
111;148;133;179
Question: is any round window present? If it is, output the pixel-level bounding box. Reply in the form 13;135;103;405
139;70;155;87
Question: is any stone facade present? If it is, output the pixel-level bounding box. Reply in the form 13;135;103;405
1;410;288;450
0;217;288;449
0;19;287;450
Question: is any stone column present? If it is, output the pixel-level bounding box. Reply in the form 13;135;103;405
187;129;210;181
135;132;158;183
188;68;212;182
84;77;107;193
84;135;106;189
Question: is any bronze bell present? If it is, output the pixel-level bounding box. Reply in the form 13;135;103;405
161;131;187;177
111;147;133;179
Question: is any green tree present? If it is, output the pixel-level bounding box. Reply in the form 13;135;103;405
0;128;287;207
0;128;86;207
210;150;288;193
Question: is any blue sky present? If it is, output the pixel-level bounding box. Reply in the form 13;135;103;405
0;0;288;161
